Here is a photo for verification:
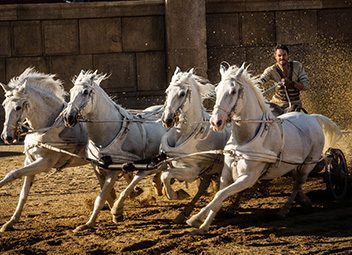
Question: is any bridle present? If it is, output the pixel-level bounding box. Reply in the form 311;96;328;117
2;96;30;138
66;84;95;123
214;80;244;123
164;85;192;126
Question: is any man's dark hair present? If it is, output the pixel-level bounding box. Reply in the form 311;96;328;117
274;44;289;54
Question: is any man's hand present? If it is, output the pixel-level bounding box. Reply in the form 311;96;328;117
281;78;295;89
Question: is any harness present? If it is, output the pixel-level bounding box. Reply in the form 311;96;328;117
274;62;300;103
86;106;148;166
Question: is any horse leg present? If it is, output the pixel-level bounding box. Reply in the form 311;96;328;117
278;166;312;217
0;157;52;188
122;172;143;199
187;163;262;234
161;170;190;200
110;170;154;223
186;160;234;228
1;175;34;232
174;174;212;224
0;157;53;231
93;165;116;208
74;171;119;232
152;171;163;196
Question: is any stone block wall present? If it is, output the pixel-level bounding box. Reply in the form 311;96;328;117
1;0;352;134
205;0;352;130
0;1;167;112
206;0;352;81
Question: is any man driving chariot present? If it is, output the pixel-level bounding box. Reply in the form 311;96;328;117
257;44;310;116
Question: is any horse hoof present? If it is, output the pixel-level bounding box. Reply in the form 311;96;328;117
186;216;203;228
0;223;14;232
153;186;163;196
296;194;312;208
112;214;124;224
73;224;93;233
190;228;207;235
130;187;144;199
176;189;190;200
173;214;186;224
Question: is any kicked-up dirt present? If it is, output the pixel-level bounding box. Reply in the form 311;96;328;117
0;144;351;255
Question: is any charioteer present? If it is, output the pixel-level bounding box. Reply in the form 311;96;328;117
256;44;310;115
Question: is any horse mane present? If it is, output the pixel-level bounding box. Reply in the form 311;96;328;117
192;73;216;100
225;64;272;113
170;70;215;102
74;70;133;118
8;67;66;101
73;70;109;87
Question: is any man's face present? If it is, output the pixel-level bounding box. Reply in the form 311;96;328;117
274;49;289;67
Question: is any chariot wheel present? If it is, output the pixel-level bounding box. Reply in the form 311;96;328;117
324;148;349;200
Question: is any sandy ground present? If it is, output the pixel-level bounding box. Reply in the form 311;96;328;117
0;144;351;255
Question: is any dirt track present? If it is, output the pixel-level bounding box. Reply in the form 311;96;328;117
0;144;351;255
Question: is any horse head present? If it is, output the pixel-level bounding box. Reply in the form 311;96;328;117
210;63;247;132
63;70;108;128
1;68;66;143
162;67;213;129
161;67;195;128
1;81;29;144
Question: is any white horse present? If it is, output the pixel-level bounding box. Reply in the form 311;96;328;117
63;70;167;231
0;68;118;231
156;67;230;223
186;63;342;233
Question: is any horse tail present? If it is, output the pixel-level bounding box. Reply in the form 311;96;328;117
312;114;342;153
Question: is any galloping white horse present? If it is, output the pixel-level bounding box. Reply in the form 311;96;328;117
63;70;167;231
186;63;342;233
156;67;230;223
0;68;119;231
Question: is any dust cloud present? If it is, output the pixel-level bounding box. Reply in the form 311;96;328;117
300;40;352;165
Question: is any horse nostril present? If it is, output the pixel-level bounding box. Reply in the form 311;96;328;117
67;115;75;124
216;119;223;127
5;136;13;143
166;118;173;126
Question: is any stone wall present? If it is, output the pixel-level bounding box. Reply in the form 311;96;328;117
206;0;352;131
0;1;167;110
1;0;352;132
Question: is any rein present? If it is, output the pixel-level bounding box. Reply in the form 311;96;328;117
36;141;325;173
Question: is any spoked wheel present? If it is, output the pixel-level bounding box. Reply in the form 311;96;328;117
324;148;349;200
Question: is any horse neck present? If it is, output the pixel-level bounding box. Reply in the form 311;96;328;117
232;85;265;145
25;92;64;130
85;89;123;147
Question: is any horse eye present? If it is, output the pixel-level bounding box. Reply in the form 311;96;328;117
15;105;22;111
83;89;90;95
179;91;186;97
230;88;236;95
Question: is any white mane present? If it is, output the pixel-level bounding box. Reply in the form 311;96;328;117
73;70;109;87
223;64;272;113
74;70;132;118
169;70;215;102
8;67;66;101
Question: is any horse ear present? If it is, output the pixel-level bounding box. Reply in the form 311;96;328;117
189;68;195;74
18;80;28;93
236;63;246;78
219;62;228;76
0;82;9;92
174;66;181;75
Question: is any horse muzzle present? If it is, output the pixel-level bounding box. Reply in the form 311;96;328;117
63;113;78;128
1;132;15;144
210;115;225;132
161;112;177;128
